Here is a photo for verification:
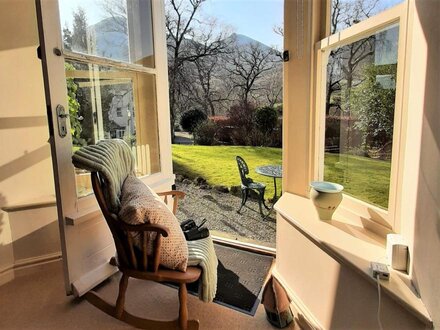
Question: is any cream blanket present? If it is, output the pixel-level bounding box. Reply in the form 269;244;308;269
187;237;218;303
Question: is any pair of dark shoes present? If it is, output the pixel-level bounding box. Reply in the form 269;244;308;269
180;219;210;241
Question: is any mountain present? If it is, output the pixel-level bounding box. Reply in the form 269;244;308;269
225;33;275;52
89;17;130;62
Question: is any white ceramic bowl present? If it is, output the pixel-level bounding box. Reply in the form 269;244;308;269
310;181;344;193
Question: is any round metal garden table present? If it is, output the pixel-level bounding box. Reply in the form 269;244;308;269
255;165;283;203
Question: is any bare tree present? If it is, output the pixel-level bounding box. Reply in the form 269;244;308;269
226;42;277;105
98;0;128;34
71;7;89;52
327;0;380;115
273;25;284;37
182;54;233;116
259;64;283;107
166;0;230;140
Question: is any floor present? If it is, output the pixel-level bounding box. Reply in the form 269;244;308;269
0;260;298;329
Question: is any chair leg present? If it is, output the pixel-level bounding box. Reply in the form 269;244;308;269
237;189;246;213
261;188;270;210
258;190;265;217
115;273;129;320
178;283;188;330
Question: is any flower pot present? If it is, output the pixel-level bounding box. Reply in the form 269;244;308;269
310;181;344;220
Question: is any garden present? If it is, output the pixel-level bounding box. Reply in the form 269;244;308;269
172;145;391;209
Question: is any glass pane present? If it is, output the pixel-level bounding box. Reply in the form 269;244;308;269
66;60;161;197
330;0;403;33
324;24;399;209
59;0;155;67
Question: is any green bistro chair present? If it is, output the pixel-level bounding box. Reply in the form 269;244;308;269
236;156;269;217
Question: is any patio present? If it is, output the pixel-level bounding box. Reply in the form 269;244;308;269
175;181;276;248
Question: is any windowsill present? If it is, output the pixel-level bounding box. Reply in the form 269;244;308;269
274;193;433;327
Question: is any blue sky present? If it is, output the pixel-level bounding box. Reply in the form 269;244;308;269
59;0;284;48
200;0;284;49
59;0;405;51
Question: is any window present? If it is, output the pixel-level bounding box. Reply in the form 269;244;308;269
324;25;398;209
60;0;155;67
116;107;123;117
60;0;161;197
330;0;404;33
317;3;406;227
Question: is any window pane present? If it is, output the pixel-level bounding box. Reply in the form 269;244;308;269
66;60;161;197
324;24;399;209
59;0;155;68
330;0;403;33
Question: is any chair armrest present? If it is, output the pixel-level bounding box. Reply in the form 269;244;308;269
156;190;186;215
156;190;186;198
119;222;170;238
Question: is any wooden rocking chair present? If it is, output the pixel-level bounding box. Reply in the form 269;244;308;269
85;171;202;330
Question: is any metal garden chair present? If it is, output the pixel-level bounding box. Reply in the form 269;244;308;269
236;156;269;217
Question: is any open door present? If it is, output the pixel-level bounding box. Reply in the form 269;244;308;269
35;0;174;296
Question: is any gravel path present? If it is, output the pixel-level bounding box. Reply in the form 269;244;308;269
175;182;276;248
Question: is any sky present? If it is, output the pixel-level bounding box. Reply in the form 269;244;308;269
58;0;405;52
200;0;284;49
59;0;284;49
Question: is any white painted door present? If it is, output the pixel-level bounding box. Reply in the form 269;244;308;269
35;0;173;296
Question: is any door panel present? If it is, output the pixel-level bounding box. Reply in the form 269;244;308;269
36;0;172;296
36;0;79;294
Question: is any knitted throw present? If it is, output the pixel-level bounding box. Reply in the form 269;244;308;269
72;139;135;212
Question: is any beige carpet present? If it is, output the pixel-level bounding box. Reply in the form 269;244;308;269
0;260;298;329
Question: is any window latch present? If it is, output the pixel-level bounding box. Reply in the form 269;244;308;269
283;50;290;62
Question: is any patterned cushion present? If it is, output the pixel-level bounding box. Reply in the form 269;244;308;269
118;175;188;272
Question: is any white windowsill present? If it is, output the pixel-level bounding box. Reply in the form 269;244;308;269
274;193;432;327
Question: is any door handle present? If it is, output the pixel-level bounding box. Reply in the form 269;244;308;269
56;104;68;138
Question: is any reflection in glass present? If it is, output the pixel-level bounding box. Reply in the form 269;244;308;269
330;0;403;33
66;60;161;197
59;0;155;67
324;24;399;209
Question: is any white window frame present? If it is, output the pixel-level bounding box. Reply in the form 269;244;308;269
314;3;408;232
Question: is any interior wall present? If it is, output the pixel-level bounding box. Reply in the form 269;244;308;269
0;0;59;281
278;0;439;328
410;0;440;327
276;217;425;329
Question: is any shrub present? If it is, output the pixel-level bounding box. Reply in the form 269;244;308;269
230;129;248;146
216;125;233;144
193;120;218;146
227;102;255;131
269;120;283;148
180;109;207;133
212;117;233;144
246;129;270;146
254;106;278;134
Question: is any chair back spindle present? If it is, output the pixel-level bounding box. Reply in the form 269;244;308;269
236;156;252;186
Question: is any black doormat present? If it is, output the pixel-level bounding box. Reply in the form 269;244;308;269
185;244;274;316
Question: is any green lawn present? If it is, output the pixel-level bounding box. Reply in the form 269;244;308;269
324;153;390;209
172;145;391;209
172;145;282;198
